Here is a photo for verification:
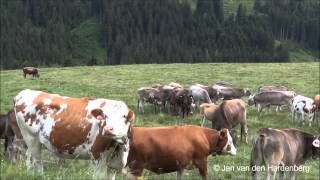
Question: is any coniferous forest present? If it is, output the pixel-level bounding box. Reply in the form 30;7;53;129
1;0;319;69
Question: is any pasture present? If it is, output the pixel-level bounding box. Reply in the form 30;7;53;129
0;63;319;179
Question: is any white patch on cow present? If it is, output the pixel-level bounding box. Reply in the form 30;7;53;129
312;139;320;148
43;98;52;105
222;130;237;155
56;104;67;114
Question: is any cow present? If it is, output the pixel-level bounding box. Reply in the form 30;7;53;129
126;125;237;180
213;84;250;100
23;67;40;78
14;89;135;179
251;128;320;180
314;95;320;126
0;110;26;163
193;84;221;103
291;95;316;126
248;91;293;113
170;89;194;118
200;99;248;144
0;111;15;159
190;85;212;109
137;87;162;113
257;85;288;93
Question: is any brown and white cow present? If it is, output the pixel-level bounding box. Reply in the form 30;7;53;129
251;128;320;180
23;67;40;78
200;99;248;143
291;95;316;126
126;125;236;180
14;89;135;179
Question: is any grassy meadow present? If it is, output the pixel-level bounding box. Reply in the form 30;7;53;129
0;63;319;179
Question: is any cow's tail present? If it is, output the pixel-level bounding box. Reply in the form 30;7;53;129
251;133;267;178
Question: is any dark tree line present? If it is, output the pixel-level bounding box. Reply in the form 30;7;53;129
254;0;320;50
1;0;317;69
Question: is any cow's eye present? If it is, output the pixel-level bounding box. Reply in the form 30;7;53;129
123;115;127;118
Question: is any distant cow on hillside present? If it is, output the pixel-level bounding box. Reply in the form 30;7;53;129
23;67;40;78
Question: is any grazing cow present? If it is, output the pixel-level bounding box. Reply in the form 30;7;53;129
0;112;15;158
257;85;288;93
314;95;320;125
291;95;316;126
137;87;162;113
126;125;236;180
248;91;293;112
170;89;194;118
213;84;250;100
190;85;212;109
251;128;320;180
14;89;135;179
23;67;40;78
194;84;221;103
200;99;248;144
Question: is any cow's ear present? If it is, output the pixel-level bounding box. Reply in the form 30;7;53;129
313;139;320;148
126;110;135;123
91;109;104;120
219;128;228;139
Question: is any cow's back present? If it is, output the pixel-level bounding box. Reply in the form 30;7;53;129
220;99;246;128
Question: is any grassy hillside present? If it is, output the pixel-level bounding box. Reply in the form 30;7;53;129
0;63;319;179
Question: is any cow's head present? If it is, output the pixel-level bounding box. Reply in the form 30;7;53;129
243;88;251;96
248;95;255;106
216;128;237;156
312;136;320;158
91;103;135;144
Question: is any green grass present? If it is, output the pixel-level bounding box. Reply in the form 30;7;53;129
0;63;319;179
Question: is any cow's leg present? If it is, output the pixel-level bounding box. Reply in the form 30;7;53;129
6;136;16;163
241;122;248;144
288;170;296;180
127;161;144;180
308;114;314;127
24;137;43;174
176;169;184;180
138;99;144;113
200;117;206;127
277;163;285;180
194;158;207;180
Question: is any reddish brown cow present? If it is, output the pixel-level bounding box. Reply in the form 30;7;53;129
23;67;40;78
126;125;236;180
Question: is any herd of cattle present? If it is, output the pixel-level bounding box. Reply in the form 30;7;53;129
0;76;319;179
